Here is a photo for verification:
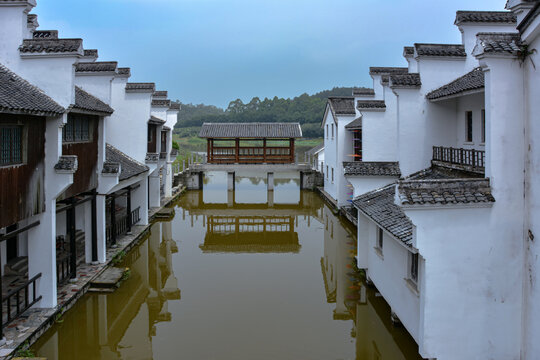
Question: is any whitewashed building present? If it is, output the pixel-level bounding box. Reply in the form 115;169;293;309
339;1;540;359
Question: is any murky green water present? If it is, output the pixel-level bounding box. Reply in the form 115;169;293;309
33;171;422;359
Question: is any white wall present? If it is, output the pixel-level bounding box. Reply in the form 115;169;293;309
323;109;337;201
75;74;114;104
455;92;485;149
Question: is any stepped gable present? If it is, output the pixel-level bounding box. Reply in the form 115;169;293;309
356;100;386;109
328;97;355;115
75;61;118;73
20;38;83;54
343;162;400;176
474;32;522;55
32;30;58;39
352;87;375;96
126;82;155;92
105;144;149;181
403;46;414;57
72;87;114;115
390;73;421;88
455;11;516;25
427;68;484;100
152;99;171;107
0;62;64;116
199;122;302;138
84;49;98;58
352;185;414;247
414;43;466;57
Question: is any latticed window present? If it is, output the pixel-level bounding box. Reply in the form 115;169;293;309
353;129;362;161
63;114;90;142
0;126;23;166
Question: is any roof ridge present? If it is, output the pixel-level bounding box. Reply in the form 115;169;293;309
106;143;147;168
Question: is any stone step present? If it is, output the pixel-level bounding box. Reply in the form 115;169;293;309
89;267;126;291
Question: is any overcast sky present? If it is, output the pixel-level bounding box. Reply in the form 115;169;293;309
35;0;507;108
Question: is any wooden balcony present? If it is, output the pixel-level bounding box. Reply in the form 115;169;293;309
432;146;485;174
209;145;294;164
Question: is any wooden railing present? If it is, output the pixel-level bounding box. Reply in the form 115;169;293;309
2;273;42;328
56;252;72;285
209;147;293;164
432;146;485;169
106;206;141;244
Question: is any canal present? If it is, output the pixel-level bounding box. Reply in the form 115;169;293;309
32;171;422;359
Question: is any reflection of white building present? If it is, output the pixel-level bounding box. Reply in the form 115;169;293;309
35;222;180;359
344;2;540;359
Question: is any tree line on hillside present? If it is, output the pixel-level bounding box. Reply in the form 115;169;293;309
174;87;357;138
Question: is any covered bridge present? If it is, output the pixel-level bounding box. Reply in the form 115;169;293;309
199;123;302;164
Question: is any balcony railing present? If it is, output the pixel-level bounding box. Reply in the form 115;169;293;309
106;206;141;245
2;273;42;328
432;146;485;172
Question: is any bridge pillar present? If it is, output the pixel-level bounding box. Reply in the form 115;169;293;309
268;189;274;207
227;190;234;208
267;172;274;191
227;171;235;191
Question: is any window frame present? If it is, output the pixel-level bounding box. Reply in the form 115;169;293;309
0;125;24;166
331;123;334;139
377;227;383;251
465;111;473;143
409;252;419;284
63;114;92;143
331;167;334;183
481;109;486;144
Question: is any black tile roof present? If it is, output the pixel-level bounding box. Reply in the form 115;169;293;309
328;97;355;115
72;87;114;115
106;144;149;181
20;38;83;54
390;73;421;88
398;178;495;206
75;61;117;73
455;11;516;25
0;63;65;116
403;46;414;57
125;82;155;92
427;67;484;101
84;49;98;58
306;143;324;155
32;30;58;39
414;43;466;57
153;90;168;97
474;32;522;55
369;67;408;75
352;185;414;247
149;116;166;125
54;155;78;173
199;122;302;139
117;67;131;76
27;14;38;26
345;117;362;129
169;102;180;110
343;162;401;176
356;100;386;109
152;99;171;107
352;87;375;96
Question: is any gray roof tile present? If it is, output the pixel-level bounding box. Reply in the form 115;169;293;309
403;46;414;57
518;2;540;32
20;38;83;54
106;144;149;181
398;178;495;206
306;143;324;155
356;100;386;109
427;67;484;100
352;185;414;247
83;49;98;58
345;117;362;129
75;61;117;73
117;67;131;76
153;90;168;97
149;116;166;125
102;161;120;175
125;82;155;93
455;11;516;25
32;30;57;39
369;67;408;75
344;162;401;176
415;43;466;57
390;73;421;88
0;62;65;116
199;122;302;138
169;102;180;110
54;155;78;173
474;32;522;55
328;97;355;115
73;86;114;115
152;99;171;107
352;87;375;96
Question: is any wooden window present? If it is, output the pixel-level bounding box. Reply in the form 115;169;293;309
409;252;419;284
465;111;473;142
0;126;23;166
161;131;167;152
63;114;90;143
148;126;153;142
353;129;362;161
377;227;383;251
481;109;486;143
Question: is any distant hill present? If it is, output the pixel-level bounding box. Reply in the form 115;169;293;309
174;86;359;138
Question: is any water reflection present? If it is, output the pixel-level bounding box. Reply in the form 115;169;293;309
34;172;422;359
33;221;180;360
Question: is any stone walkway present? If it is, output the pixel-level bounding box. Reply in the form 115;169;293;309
0;188;184;359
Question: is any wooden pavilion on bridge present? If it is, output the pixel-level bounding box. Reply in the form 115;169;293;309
199;122;302;164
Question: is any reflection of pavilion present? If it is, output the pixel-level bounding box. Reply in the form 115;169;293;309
34;221;181;359
200;215;300;253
